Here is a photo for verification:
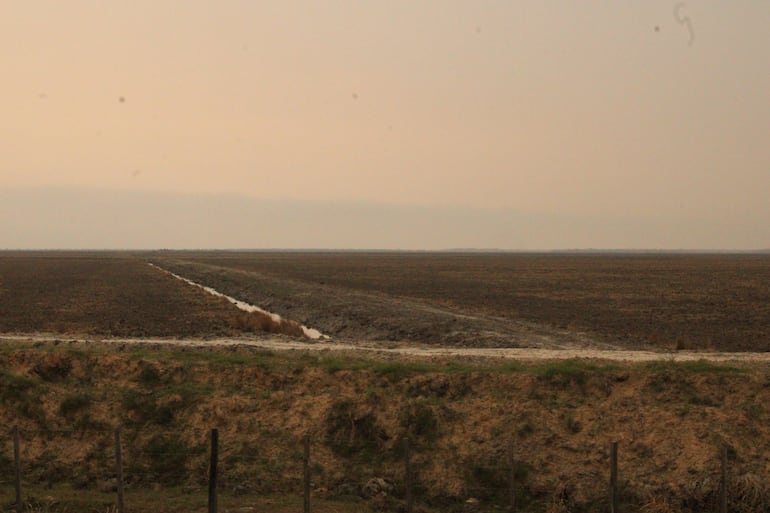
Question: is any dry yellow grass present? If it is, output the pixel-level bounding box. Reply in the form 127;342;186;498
2;342;769;512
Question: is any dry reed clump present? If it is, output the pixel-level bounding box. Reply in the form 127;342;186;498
231;311;306;338
731;473;770;512
655;472;770;513
674;475;719;512
639;495;678;513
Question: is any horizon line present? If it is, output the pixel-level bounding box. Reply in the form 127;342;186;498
1;248;768;254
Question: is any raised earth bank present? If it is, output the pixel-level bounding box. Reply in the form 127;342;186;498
2;341;769;513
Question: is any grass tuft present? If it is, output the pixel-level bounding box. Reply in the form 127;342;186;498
59;392;92;417
533;359;618;387
643;359;743;374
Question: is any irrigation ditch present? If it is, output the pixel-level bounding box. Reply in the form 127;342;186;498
148;263;327;340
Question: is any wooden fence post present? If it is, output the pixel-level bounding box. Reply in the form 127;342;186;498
719;445;728;513
303;434;311;513
508;440;516;513
610;441;618;513
208;428;218;513
13;426;22;513
114;427;125;513
404;437;413;513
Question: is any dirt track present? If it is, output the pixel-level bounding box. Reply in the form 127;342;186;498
4;333;770;363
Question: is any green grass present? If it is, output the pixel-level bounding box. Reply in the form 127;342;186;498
0;341;751;383
325;399;388;458
312;354;527;377
0;370;47;426
0;484;384;513
32;356;73;382
310;355;437;376
121;380;215;427
531;359;620;387
686;393;720;407
641;359;743;374
126;346;275;369
137;362;164;386
400;399;440;446
41;345;628;383
59;392;92;417
0;370;38;399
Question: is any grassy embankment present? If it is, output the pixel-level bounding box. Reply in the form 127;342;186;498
1;341;769;513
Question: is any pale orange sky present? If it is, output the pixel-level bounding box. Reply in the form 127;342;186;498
1;1;768;249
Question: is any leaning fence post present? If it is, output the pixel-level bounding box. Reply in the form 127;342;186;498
404;437;413;513
610;441;618;513
303;433;311;513
208;428;218;513
13;426;22;513
719;445;728;513
114;427;125;513
508;440;516;513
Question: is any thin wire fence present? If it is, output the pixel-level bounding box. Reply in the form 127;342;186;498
1;425;756;513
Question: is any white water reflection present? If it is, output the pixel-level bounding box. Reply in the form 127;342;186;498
148;263;326;340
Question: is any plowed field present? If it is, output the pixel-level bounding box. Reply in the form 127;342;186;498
156;252;770;351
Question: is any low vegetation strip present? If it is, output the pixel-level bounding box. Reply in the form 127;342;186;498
1;341;769;512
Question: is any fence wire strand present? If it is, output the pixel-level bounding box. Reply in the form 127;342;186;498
2;427;764;513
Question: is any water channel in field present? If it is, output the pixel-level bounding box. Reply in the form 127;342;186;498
148;263;326;340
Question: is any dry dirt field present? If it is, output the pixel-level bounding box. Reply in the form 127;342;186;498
3;251;768;351
0;252;294;338
154;251;770;351
2;251;770;512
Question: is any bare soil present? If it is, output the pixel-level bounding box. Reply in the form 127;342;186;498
153;252;770;351
3;251;767;352
0;253;268;337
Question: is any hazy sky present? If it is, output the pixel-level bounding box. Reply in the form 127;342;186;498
1;1;768;249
